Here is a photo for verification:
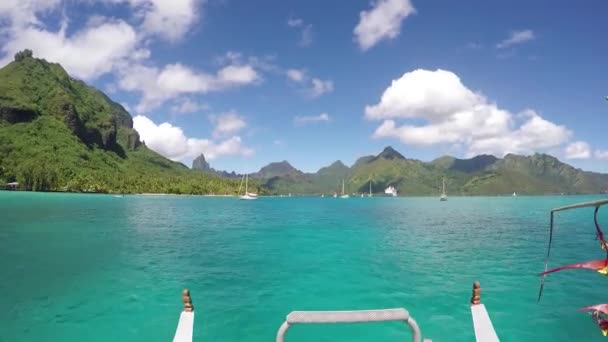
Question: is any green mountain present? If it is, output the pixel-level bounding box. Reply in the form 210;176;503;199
258;146;608;196
0;51;246;194
254;160;302;179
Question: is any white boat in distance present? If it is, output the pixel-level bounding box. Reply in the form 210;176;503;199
440;177;448;201
238;174;258;200
340;179;349;198
385;186;397;197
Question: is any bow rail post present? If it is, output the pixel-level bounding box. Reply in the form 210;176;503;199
470;281;500;342
173;289;195;342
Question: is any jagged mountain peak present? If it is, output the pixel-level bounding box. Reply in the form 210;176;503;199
374;146;406;161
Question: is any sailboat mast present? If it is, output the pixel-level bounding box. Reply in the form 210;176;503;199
442;177;445;194
245;174;248;194
238;174;245;195
342;179;345;195
369;180;372;196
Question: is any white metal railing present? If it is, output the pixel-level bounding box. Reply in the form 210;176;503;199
275;308;430;342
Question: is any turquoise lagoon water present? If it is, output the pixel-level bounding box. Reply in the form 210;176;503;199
1;192;608;341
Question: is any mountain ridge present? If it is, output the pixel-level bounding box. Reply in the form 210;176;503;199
256;146;608;195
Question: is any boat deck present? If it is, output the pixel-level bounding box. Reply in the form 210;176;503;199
172;281;499;341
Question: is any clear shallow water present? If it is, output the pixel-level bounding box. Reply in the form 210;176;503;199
1;192;608;341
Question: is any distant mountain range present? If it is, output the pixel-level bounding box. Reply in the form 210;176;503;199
194;146;608;196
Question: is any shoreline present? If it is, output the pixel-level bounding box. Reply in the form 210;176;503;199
1;189;607;198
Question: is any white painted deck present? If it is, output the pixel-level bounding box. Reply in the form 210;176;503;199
173;311;194;342
471;304;499;342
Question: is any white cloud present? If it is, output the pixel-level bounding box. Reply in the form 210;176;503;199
215;51;278;73
210;111;247;137
101;0;201;41
595;150;608;160
367;69;573;157
284;69;333;98
287;16;313;47
353;0;415;51
137;0;201;41
294;113;331;125
0;0;61;27
133;115;253;161
217;64;258;84
0;17;144;80
366;69;482;121
310;78;334;98
118;62;259;113
496;29;535;49
565;141;591;159
0;0;202;81
171;98;208;114
286;68;306;82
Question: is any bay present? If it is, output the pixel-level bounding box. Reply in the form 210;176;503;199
1;192;607;341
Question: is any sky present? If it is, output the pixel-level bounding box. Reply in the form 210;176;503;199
1;0;607;173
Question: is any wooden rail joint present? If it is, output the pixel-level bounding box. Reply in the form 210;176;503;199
470;281;481;305
182;289;194;312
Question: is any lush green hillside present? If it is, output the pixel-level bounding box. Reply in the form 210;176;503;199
0;52;252;194
258;146;608;196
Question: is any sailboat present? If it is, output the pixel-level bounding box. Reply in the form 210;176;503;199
512;192;517;197
340;179;349;198
440;177;448;201
239;174;258;200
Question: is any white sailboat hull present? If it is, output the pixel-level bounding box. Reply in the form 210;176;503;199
239;195;257;200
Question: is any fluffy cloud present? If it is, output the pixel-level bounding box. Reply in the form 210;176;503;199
0;0;61;26
210;111;246;137
565;141;591;159
284;69;333;98
133;115;253;161
287;16;312;47
0;0;202;81
286;69;306;82
118;62;259;113
102;0;201;41
354;0;415;51
367;69;573;157
136;0;201;41
0;17;144;80
496;30;535;49
294;113;330;125
310;78;334;97
595;150;608;160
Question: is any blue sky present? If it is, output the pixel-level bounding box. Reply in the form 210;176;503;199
1;0;607;173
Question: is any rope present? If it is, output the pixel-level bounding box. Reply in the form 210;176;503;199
538;211;554;302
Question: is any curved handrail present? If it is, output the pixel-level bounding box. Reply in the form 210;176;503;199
275;308;428;342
